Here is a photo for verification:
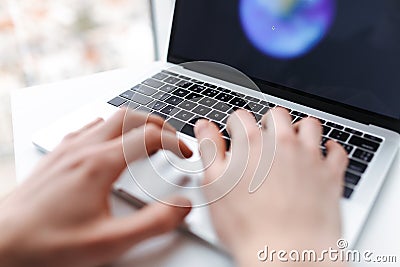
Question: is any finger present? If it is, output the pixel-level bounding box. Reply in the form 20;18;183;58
325;140;348;178
194;119;226;168
294;117;322;149
98;123;192;183
63;118;104;141
226;109;260;152
84;109;176;143
260;107;293;134
98;197;191;248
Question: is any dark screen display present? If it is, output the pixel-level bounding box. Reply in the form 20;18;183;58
169;0;400;119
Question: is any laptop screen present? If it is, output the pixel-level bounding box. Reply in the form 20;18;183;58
168;0;400;121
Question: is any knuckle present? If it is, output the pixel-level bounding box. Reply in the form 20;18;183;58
276;130;295;145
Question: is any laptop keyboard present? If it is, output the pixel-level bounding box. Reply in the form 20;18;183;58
107;70;384;199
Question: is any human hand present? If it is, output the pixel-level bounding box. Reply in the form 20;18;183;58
0;109;192;267
195;108;348;266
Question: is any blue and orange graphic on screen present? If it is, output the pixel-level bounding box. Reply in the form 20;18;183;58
240;0;336;59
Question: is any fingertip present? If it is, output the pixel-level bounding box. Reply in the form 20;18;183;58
194;119;210;138
168;196;192;210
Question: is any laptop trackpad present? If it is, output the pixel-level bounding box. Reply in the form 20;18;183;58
114;144;222;247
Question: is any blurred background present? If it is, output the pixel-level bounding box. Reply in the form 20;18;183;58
0;0;174;197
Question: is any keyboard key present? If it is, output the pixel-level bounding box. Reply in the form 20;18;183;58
179;101;197;111
231;92;245;98
245;95;260;102
130;93;153;105
189;84;206;93
348;136;380;152
247;102;263;113
345;172;361;186
181;123;195;137
207;110;226;122
203;89;219;97
167;118;185;131
348;159;368;174
178;75;191;81
338;142;354;154
323;125;331;136
131;85;157;96
199;97;217;107
152;91;170;101
147;101;166;111
136;106;152;113
152;72;168;80
221;87;232;94
160;105;180;116
173;88;190;97
364;134;383;143
259;106;270;115
162;70;178;76
191;79;204;84
165;95;184;105
192;105;212;116
120;90;134;100
326;122;344;130
186;93;203;101
229;97;247;107
204;83;217;89
121;101;140;110
291;111;307;118
142;78;164;89
329;129;350;142
213;102;232;113
176;80;193;89
253;113;262;122
175;110;195;121
108;97;127;107
343;186;354;199
353;149;374;162
164;77;180;84
215;93;234;102
344;127;362;136
160;84;177;93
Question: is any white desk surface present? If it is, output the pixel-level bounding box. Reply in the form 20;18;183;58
11;68;400;266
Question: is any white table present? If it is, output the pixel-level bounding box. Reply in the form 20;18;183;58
11;68;400;266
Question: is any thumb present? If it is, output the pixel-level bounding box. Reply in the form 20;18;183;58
103;196;192;246
194;119;226;169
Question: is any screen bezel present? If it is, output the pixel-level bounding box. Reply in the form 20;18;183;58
167;0;400;133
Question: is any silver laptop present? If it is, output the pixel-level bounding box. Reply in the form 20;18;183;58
33;0;400;250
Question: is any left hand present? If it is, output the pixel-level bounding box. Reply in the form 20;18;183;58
0;109;192;267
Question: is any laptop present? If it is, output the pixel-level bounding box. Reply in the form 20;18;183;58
33;0;400;250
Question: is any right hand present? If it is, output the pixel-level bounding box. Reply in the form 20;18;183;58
194;108;348;266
